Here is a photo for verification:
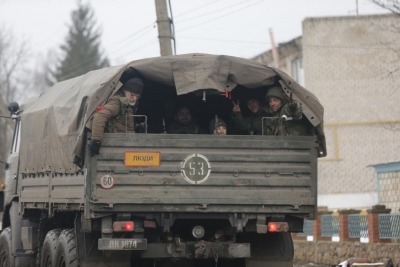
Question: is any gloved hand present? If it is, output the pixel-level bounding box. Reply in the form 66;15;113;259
89;140;101;156
288;102;298;112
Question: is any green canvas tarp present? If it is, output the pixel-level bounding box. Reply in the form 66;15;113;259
19;53;326;174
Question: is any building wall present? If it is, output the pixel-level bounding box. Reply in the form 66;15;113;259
303;14;400;209
378;170;400;213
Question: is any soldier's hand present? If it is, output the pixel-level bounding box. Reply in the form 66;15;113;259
89;140;101;156
288;102;298;112
135;123;146;133
232;100;241;114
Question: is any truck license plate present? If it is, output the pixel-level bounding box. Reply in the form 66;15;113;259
98;238;147;250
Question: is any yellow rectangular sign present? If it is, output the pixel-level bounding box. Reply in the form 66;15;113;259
124;151;161;167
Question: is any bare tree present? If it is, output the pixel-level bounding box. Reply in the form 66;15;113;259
369;0;400;13
368;1;400;131
0;26;30;179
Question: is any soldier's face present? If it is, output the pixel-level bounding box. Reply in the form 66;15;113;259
247;100;260;114
124;90;140;105
175;108;192;125
213;126;227;135
269;97;282;112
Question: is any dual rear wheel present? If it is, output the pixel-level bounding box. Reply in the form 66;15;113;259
41;229;79;267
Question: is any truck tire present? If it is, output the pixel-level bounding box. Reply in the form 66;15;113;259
41;229;62;267
53;229;79;267
0;227;14;267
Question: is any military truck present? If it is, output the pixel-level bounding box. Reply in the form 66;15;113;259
0;54;326;267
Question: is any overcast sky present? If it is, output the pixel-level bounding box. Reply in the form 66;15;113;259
0;0;388;65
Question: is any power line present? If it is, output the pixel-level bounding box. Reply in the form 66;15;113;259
110;23;155;52
176;0;265;33
174;0;223;19
175;0;254;23
179;36;394;50
56;25;156;80
53;1;266;81
179;36;270;45
112;38;159;62
108;27;156;59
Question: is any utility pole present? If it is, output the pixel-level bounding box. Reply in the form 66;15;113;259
155;0;173;56
356;0;359;15
269;28;280;68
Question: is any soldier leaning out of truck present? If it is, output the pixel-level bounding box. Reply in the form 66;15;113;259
262;85;309;136
89;78;144;156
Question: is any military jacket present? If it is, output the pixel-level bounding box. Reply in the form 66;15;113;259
263;103;309;136
167;122;206;134
91;94;137;141
231;109;270;135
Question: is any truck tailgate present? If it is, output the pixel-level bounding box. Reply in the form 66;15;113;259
89;134;318;217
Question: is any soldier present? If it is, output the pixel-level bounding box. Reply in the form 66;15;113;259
167;107;206;134
231;96;269;135
263;86;309;136
209;118;227;135
89;78;143;156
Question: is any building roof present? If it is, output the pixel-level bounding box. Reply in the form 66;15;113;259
251;36;302;62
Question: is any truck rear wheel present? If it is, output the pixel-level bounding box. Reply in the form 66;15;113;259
41;229;62;267
54;229;79;267
0;227;14;267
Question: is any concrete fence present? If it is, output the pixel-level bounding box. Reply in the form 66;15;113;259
293;240;400;266
292;205;398;243
292;205;400;266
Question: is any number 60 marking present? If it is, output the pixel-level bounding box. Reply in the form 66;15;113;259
100;174;115;189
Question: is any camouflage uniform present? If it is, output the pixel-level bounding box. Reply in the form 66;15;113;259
263;86;309;136
231;109;270;135
91;92;137;141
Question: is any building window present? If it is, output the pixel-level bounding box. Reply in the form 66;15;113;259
291;58;304;86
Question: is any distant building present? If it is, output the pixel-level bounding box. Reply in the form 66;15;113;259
252;36;304;86
371;162;400;213
253;14;400;210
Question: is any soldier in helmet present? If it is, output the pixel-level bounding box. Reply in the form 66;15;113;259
263;85;309;136
231;95;269;135
89;78;144;156
209;118;227;135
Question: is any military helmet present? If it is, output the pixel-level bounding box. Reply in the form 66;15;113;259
265;86;286;101
209;118;227;134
